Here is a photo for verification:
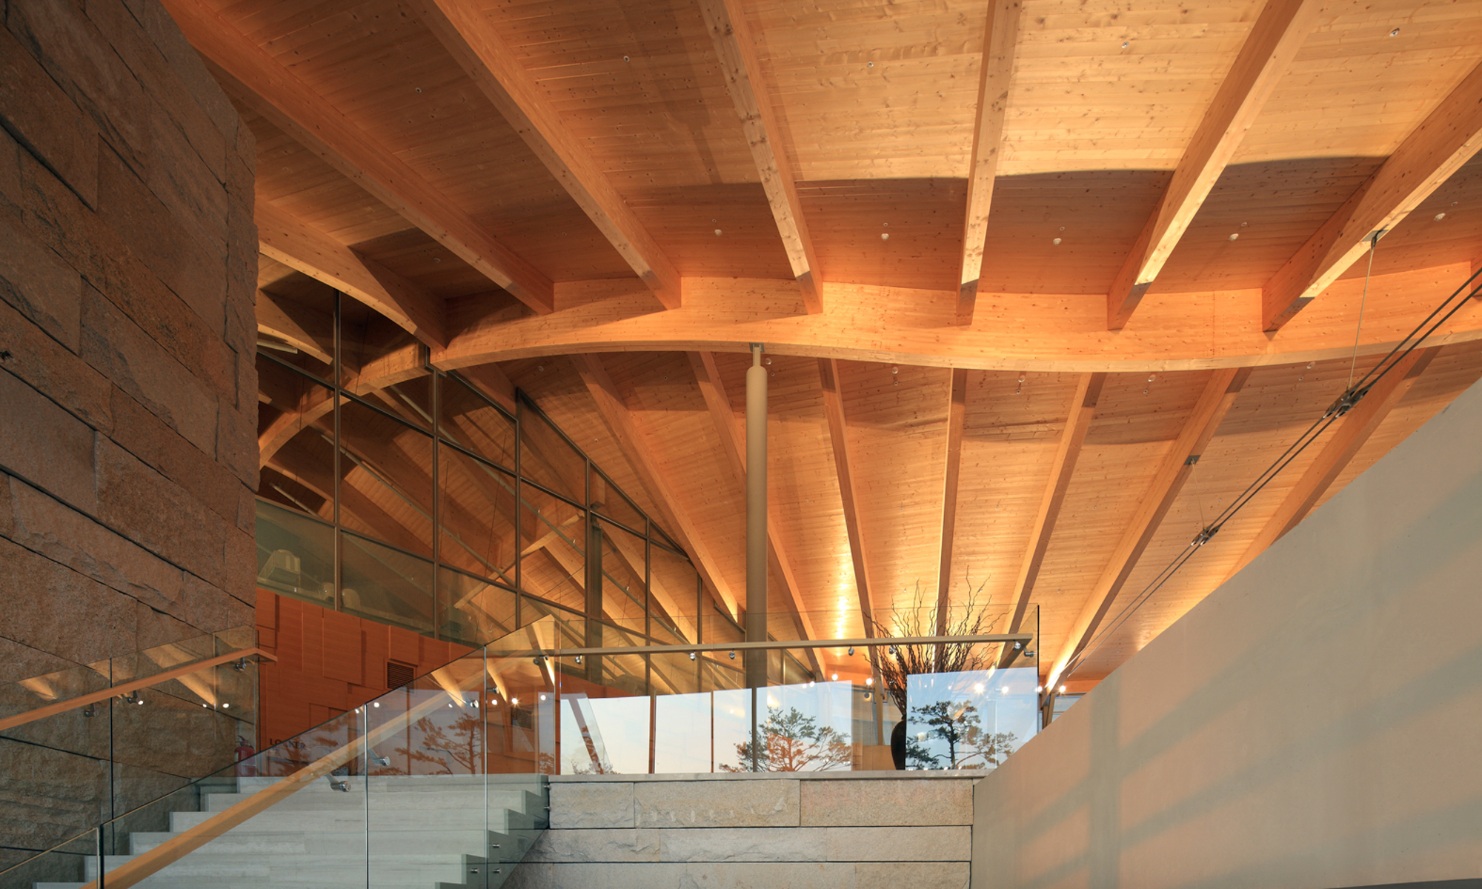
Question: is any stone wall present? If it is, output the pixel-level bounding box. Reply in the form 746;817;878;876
971;377;1482;887
509;773;980;888
0;0;256;867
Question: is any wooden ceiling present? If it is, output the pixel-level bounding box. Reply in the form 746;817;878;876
195;0;1482;690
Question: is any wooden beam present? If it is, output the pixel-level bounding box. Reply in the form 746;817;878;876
1263;59;1482;330
1227;348;1437;579
1004;373;1106;637
699;0;823;313
957;0;1022;325
414;0;681;310
454;365;519;415
688;352;822;675
575;355;741;619
1108;0;1320;329
161;0;553;314
256;289;333;365
1049;367;1251;686
436;267;1482;373
816;358;878;642
256;201;447;348
934;369;970;634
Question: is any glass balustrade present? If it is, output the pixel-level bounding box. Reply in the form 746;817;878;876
0;620;557;889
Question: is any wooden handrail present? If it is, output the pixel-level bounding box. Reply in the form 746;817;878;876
81;672;474;889
0;648;278;734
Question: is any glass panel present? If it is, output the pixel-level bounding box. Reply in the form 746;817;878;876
367;651;484;887
341;531;435;634
441;374;516;470
653;691;712;773
518;404;586;504
589;469;645;533
647;542;697;644
597;520;646;636
557;691;648;775
255;364;334;520
439;567;517;647
381;372;434;431
338;396;435;560
439;445;517;583
903;667;1038;770
517;487;585;614
255;500;335;606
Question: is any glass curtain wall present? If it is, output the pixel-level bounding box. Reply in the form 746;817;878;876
253;290;716;657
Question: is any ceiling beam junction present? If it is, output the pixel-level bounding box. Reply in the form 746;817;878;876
1263;59;1482;330
415;0;682;310
957;0;1022;325
1107;0;1320;329
256;201;447;348
700;0;824;313
161;0;554;314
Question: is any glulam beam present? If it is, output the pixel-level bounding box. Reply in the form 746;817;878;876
256;201;447;347
256;289;333;365
817;359;878;643
1263;60;1482;330
934;369;970;634
161;0;554;314
414;0;681;310
699;0;823;313
1049;367;1251;686
1108;0;1319;329
957;0;1022;325
1004;373;1105;638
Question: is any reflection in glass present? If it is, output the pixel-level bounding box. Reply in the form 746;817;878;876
597;520;647;632
255;361;334;520
648;544;698;643
518;403;586;504
438;446;517;584
518;488;585;614
440;374;516;470
256;500;334;605
903;667;1038;770
439;568;517;647
338;397;434;561
341;531;435;633
714;681;853;773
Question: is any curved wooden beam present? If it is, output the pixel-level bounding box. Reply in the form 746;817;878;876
438;267;1482;372
256;289;332;365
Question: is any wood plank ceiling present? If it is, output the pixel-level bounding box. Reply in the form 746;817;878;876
202;0;1482;691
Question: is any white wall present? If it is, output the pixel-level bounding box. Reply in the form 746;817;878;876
972;377;1482;888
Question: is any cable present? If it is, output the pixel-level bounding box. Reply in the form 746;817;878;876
1061;268;1482;682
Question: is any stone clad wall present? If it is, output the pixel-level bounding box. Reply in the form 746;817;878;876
509;773;980;888
0;0;256;866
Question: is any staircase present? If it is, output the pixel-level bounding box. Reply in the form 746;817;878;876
35;774;546;889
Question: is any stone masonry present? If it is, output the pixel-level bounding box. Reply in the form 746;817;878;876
509;773;981;889
0;0;256;868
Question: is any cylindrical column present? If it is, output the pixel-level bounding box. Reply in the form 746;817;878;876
744;344;768;689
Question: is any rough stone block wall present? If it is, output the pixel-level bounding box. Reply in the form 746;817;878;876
0;0;256;867
509;773;980;888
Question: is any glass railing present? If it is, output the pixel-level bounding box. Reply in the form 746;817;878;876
525;609;1042;775
0;621;554;889
0;627;262;874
